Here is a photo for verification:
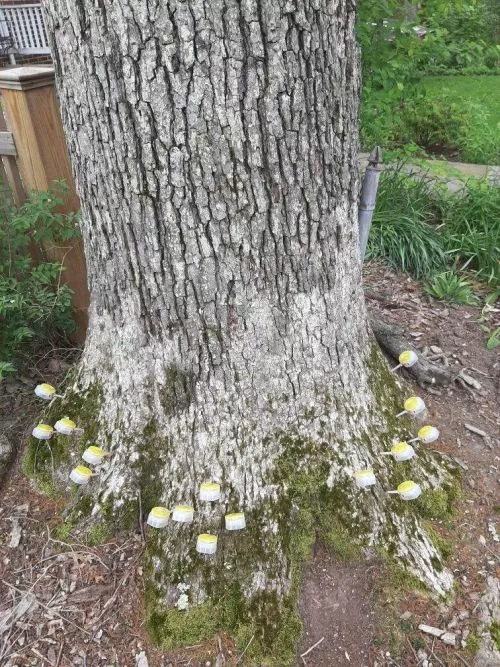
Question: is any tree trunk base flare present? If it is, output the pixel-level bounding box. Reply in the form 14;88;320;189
38;0;461;661
25;339;461;664
370;317;456;387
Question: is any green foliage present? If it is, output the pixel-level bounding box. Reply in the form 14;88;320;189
424;271;478;305
440;180;500;285
466;633;480;653
404;92;498;164
490;621;500;651
485;327;500;349
361;85;499;164
358;0;499;94
367;168;447;278
369;169;500;303
423;75;500;133
358;0;499;162
0;182;79;377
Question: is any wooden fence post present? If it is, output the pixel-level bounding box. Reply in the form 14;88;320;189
0;66;89;341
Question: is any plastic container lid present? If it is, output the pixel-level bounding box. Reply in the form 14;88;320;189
70;465;92;485
399;350;418;367
82;446;108;465
418;425;440;443
397;480;422;500
147;506;171;528
199;482;221;502
34;383;56;399
225;512;246;530
354;469;376;488
391;441;415;461
172;505;194;523
404;396;426;416
54;417;76;435
196;533;217;555
32;423;54;440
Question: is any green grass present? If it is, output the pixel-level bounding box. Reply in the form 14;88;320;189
368;167;500;290
422;76;500;133
361;75;500;164
367;168;447;279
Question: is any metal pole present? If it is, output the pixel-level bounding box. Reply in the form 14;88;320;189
358;146;382;261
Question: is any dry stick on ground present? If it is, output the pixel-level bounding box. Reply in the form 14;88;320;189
370;316;456;387
454;652;471;667
300;636;325;665
427;638;446;667
235;634;255;665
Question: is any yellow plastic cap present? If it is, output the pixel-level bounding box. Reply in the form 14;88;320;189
404;396;424;412
150;507;171;519
88;446;106;456
398;350;418;366
39;383;55;394
35;424;53;434
175;504;194;513
397;480;417;494
58;417;76;429
198;534;217;545
392;442;410;454
73;466;92;478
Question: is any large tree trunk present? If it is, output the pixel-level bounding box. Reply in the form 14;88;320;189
38;0;458;661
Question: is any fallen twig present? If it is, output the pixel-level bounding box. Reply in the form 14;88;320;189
300;636;325;659
454;652;471;667
236;634;255;665
55;641;64;667
464;423;487;438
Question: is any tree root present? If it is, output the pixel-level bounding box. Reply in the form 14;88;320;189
370;316;456;388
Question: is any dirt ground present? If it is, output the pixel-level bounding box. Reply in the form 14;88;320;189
0;259;498;666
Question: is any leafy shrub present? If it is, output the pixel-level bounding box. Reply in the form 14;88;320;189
0;183;79;379
358;0;499;161
361;88;499;164
424;271;479;305
367;168;447;278
403;93;499;164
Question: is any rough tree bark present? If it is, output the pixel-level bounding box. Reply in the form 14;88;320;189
37;0;459;661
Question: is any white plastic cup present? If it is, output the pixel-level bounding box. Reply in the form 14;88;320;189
391;350;418;372
417;425;440;444
196;534;217;555
82;446;108;465
389;442;415;462
199;482;221;502
389;480;422;500
354;469;376;488
69;465;92;485
147;507;171;528
32;423;54;440
172;505;194;523
397;396;426;418
225;512;246;530
54;417;76;435
34;383;57;400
